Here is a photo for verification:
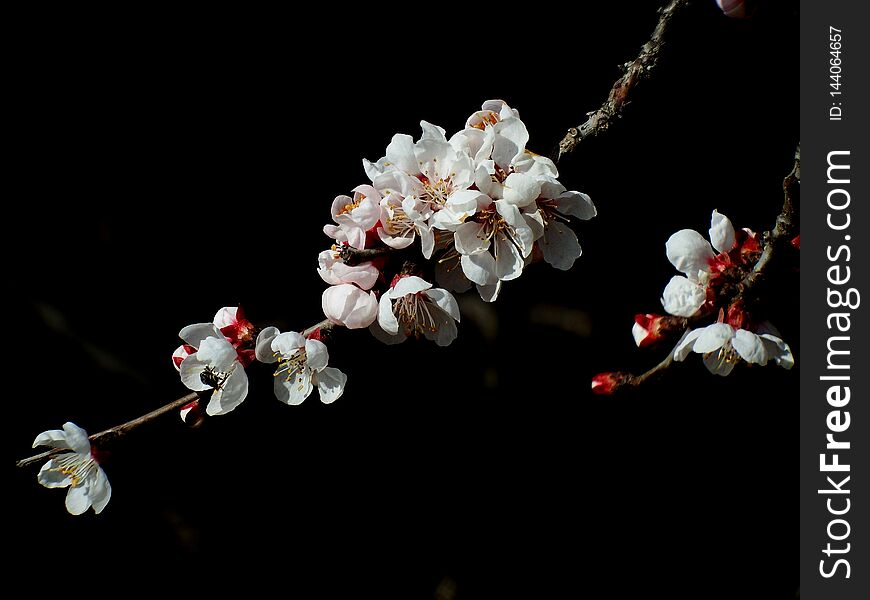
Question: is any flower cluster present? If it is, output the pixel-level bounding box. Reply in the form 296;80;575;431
321;99;596;335
593;210;794;393
660;210;792;375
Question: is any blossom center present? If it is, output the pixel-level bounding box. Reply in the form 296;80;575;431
475;209;526;256
200;365;232;389
706;342;740;369
417;174;454;210
395;294;438;336
274;350;308;385
338;196;364;216
53;452;98;487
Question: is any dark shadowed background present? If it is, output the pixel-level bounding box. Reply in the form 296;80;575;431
7;1;799;596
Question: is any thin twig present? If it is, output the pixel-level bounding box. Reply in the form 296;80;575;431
17;316;339;469
739;144;800;293
16;392;199;468
557;0;692;161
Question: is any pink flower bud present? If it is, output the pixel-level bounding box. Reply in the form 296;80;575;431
715;0;755;19
180;399;205;428
591;372;632;395
632;314;667;348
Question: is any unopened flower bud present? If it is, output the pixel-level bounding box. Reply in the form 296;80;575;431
591;372;633;395
632;314;666;348
180;399;205;428
715;0;756;19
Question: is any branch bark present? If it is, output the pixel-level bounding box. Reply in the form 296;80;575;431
557;0;692;161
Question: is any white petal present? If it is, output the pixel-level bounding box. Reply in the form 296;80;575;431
665;229;715;280
65;484;91;515
315;367;347;404
435;258;473;293
178;323;223;348
196;336;237;371
446;189;484;216
419;120;446;142
32;429;71;450
424;288;460;322
693;323;734;354
89;468;111;514
206;367;248;416
540;222;581;271
272;331;305;356
502;172;541;208
212;306;239;330
673;329;703;361
523;209;545;241
732;329;768;365
760;334;795;369
709;210;736;254
378;293;399;334
255;326;281;363
494;235;524;281
275;370;313;406
492;117;529;169
61;422;91;455
703;352;737;376
385;133;419;174
661;276;707;317
369;321;407;345
305;339;329;372
454;221;489;255
391;275;432;297
420;227;435;260
476;281;502;303
38;460;72;488
555;191;597;220
179;355;211;391
424;308;458;346
461;252;498;286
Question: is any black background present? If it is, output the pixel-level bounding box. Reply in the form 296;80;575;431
7;1;799;596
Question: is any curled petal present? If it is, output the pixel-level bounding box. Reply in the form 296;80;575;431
305;339;329;372
206;366;248;416
322;285;378;329
665;229;715;280
255;326;281;363
692;323;735;354
424;288;460;322
179;323;223;349
272;331;305;356
709;210;736;254
555;191;596;221
540;221;581;271
315;367;347;404
673;329;704;362
661;276;707;317
391;275;432;298
760;334;795;369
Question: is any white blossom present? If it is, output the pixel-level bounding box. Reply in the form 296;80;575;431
256;327;346;404
370;275;460;346
178;323;249;416
673;322;794;376
33;422;111;515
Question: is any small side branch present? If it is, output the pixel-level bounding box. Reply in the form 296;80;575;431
16;392;200;468
558;0;692;161
739;143;800;293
